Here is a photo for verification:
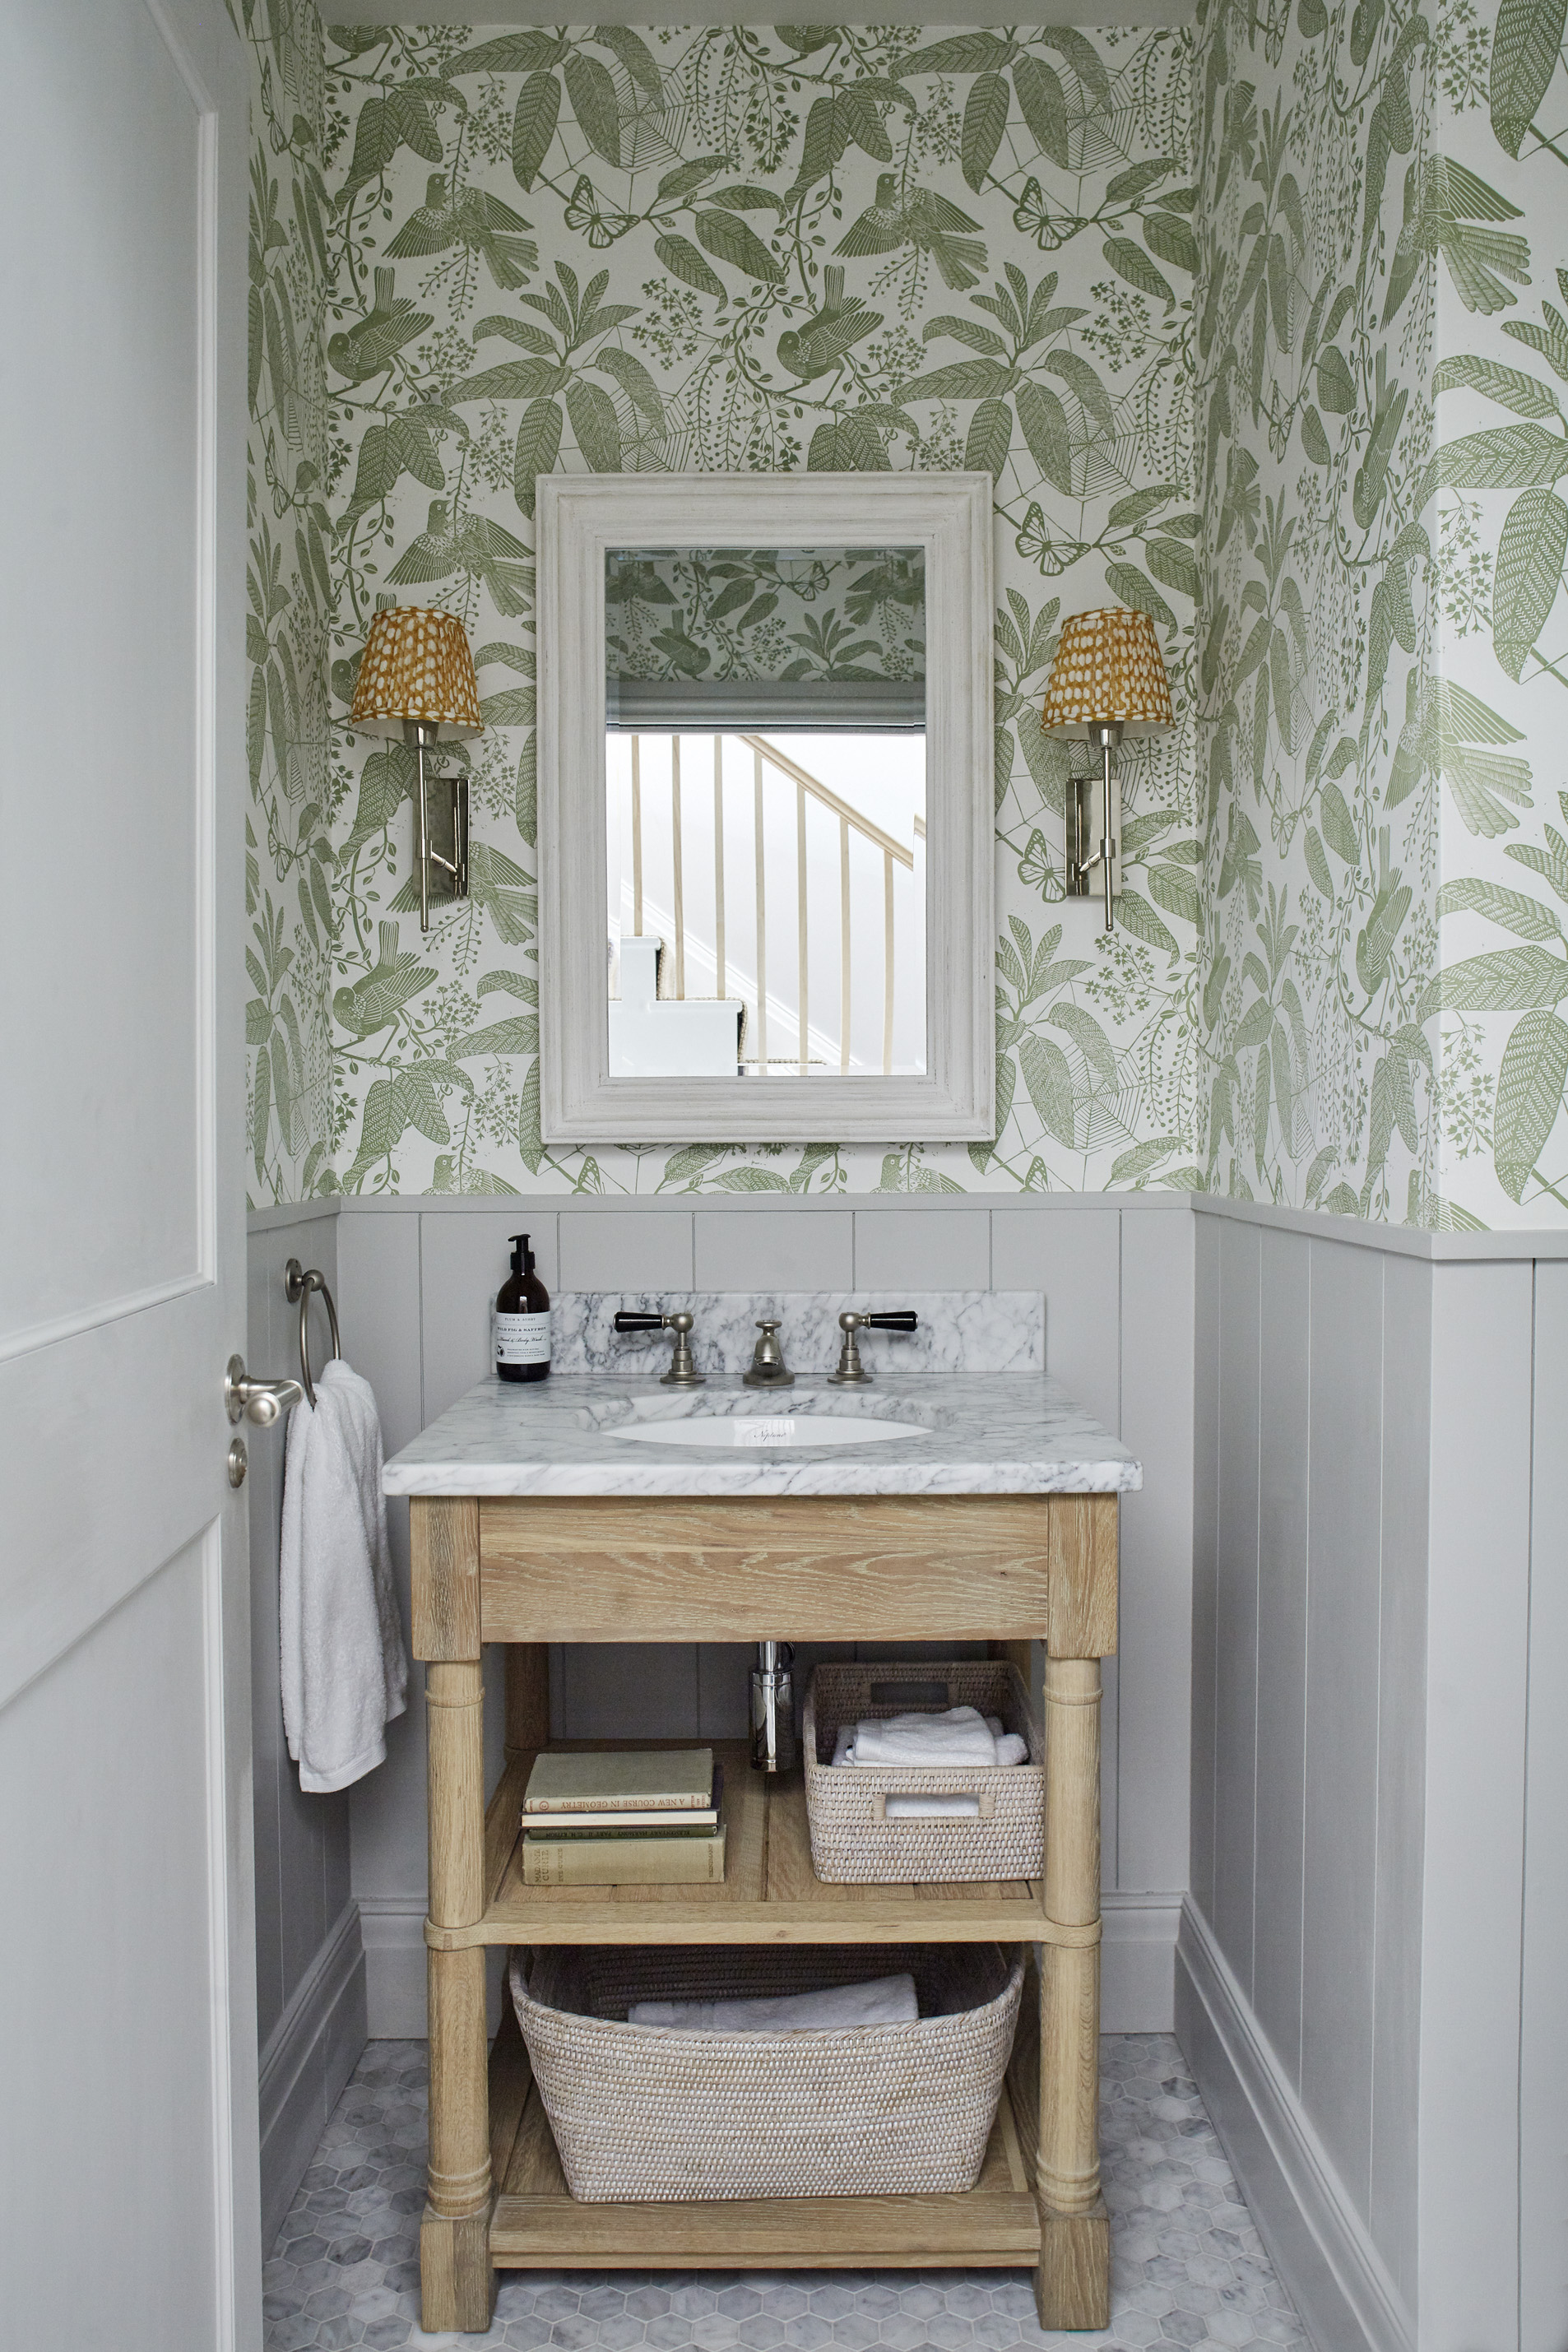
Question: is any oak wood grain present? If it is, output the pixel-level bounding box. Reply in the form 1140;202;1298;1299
1035;2203;1111;2331
1047;1496;1118;1658
479;1496;1051;1643
434;1741;1043;1946
411;1496;481;1661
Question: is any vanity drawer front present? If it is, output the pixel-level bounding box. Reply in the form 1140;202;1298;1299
479;1496;1055;1643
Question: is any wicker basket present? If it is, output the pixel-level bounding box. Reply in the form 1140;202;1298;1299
508;1942;1023;2202
804;1660;1045;1884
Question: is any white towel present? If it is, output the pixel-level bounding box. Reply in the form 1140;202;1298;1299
830;1704;1028;1770
280;1359;407;1793
831;1712;1028;1768
628;1974;918;2033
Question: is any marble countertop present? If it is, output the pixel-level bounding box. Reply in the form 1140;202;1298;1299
382;1372;1143;1499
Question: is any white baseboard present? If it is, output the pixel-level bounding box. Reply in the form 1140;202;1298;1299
359;1892;1179;2039
1102;1890;1179;2030
258;1901;366;2252
1176;1899;1412;2352
359;1898;504;2039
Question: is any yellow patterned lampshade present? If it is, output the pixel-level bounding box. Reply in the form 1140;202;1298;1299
350;605;483;741
1040;605;1174;739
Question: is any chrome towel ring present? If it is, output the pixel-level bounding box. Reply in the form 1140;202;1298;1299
284;1258;341;1409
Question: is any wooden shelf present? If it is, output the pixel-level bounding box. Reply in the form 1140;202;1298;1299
427;1741;1043;1950
485;2007;1042;2269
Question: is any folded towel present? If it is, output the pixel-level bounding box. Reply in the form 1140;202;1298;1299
281;1360;408;1793
831;1709;1028;1768
628;1974;918;2033
850;1704;998;1765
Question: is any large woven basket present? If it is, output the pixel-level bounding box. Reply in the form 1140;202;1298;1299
804;1660;1045;1883
509;1942;1023;2202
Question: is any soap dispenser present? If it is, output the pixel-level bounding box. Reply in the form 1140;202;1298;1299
495;1234;550;1383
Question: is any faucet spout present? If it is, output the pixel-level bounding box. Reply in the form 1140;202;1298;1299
742;1318;794;1389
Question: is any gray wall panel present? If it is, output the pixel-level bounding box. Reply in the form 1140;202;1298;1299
1253;1226;1309;2090
694;1207;854;1292
1370;1250;1429;2319
559;1208;694;1290
337;1213;428;1913
1301;1241;1384;2222
1190;1205;1221;1923
1523;1262;1568;2352
1117;1209;1195;1897
1213;1218;1260;1995
1419;1262;1533;2350
852;1206;990;1291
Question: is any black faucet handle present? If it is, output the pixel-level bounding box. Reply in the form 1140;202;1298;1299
613;1311;666;1332
864;1311;918;1332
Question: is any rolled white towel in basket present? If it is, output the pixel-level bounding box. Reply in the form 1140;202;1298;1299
628;1974;918;2033
831;1705;1028;1770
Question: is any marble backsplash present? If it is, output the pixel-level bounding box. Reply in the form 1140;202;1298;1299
548;1292;1045;1380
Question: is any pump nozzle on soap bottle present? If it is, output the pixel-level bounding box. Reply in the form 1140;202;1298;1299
495;1232;550;1383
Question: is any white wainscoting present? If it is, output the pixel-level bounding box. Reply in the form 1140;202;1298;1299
246;1209;361;2246
1188;1209;1568;2352
310;1191;1198;2038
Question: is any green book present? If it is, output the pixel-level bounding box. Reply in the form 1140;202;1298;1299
523;1747;715;1816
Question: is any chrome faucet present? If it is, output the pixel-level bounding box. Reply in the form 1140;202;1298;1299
828;1308;918;1385
743;1318;794;1389
612;1309;704;1387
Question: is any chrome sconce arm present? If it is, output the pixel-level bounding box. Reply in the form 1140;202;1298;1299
1068;718;1122;935
408;719;470;935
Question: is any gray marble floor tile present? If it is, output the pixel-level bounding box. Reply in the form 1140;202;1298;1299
263;2038;1307;2352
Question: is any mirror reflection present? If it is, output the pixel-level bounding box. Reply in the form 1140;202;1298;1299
604;545;925;1079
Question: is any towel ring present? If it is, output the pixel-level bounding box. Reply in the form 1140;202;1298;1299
285;1259;341;1408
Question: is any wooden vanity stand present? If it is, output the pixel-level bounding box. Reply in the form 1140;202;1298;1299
411;1490;1118;2335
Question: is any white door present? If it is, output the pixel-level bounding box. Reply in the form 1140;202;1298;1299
0;4;258;2346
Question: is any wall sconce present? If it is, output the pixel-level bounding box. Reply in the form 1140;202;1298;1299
1041;605;1174;933
350;605;485;931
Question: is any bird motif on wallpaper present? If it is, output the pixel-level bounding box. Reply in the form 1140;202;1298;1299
387;499;531;615
326;268;433;386
776;267;884;382
385;173;539;291
834;175;986;291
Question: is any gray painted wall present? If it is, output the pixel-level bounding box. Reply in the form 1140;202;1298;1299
1186;1215;1430;2336
245;1189;1568;2335
323;1192;1196;2039
1184;1214;1568;2352
247;1209;365;2251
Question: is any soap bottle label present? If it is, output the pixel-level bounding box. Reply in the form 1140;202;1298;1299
496;1311;550;1366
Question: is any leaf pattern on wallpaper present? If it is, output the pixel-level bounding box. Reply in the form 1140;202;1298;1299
1426;0;1568;1218
308;18;1199;1199
1194;0;1446;1223
244;0;337;1205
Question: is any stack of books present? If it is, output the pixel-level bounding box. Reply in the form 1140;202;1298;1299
520;1747;726;1886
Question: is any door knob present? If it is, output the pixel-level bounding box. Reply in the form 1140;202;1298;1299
225;1354;304;1428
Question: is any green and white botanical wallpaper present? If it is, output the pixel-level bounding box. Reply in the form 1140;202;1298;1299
1193;0;1568;1227
248;6;1204;1200
1193;0;1442;1222
245;0;338;1201
1425;0;1568;1223
243;0;1568;1223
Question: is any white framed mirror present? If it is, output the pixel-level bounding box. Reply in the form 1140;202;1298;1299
537;472;994;1144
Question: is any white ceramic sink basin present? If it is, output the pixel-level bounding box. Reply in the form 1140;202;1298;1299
606;1413;916;1450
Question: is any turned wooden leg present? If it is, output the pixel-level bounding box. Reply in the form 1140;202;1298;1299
1035;1653;1110;2331
421;1658;496;2333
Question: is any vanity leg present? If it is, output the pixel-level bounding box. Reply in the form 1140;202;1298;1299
1034;1654;1109;2331
421;1658;495;2333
